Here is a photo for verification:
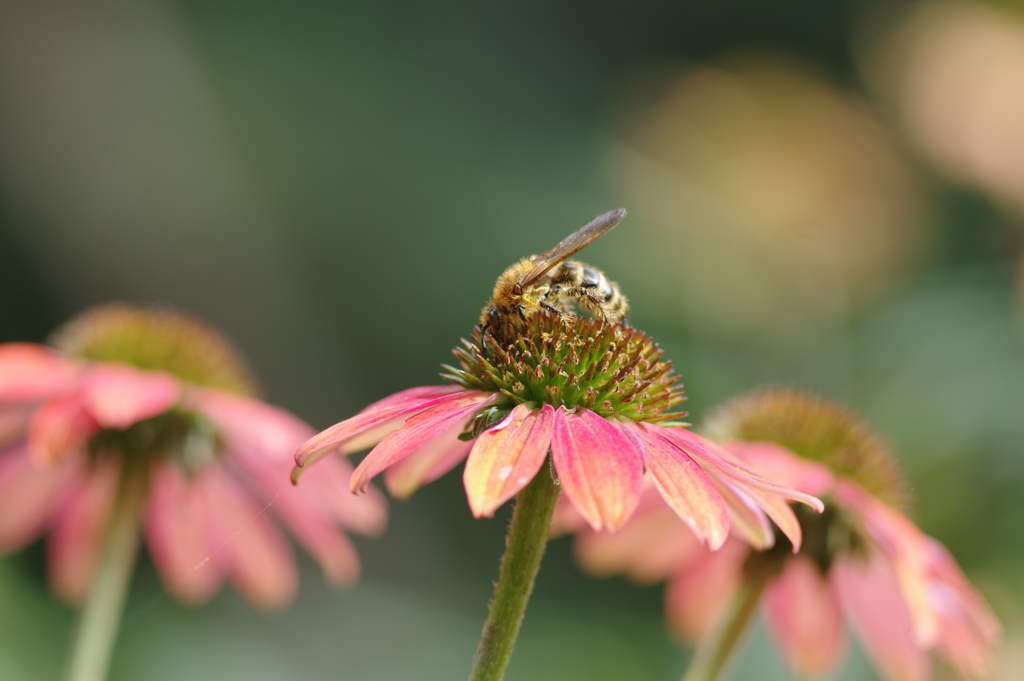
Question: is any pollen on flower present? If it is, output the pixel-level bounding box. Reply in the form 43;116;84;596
442;312;686;425
51;303;258;396
702;388;908;509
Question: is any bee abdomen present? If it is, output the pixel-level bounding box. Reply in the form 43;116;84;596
582;266;615;300
602;283;628;323
551;261;628;324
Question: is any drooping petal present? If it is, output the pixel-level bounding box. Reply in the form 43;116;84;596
199;386;383;549
664;427;823;550
924;539;1001;645
550;407;643;533
924;539;1001;678
358;385;465;413
186;387;314;462
145;464;229;604
0;343;82;402
728;441;836;497
464;403;554;518
47;459;119;604
288;453;387;536
714;480;775;550
930;583;996;679
665;539;748;639
0;404;32;450
832;555;931;681
549;495;589;535
233;446;364;586
631;422;730;549
349;391;490;494
834;480;936;646
339;386;465;457
27;395;98;465
763;556;847;679
82;364;180;429
574;486;704;583
293;385;466;472
384;421;472;499
202;468;298;610
0;446;77;551
735;486;804;552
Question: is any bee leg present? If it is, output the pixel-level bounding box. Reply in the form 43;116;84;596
541;302;566;319
571;290;604;320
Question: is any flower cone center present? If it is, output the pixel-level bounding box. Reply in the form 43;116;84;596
52;304;258;396
90;410;220;472
445;313;686;425
702;388;908;508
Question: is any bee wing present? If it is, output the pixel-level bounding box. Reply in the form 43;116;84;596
520;208;626;286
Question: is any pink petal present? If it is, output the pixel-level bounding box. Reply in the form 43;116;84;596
714;480;775;550
202;468;298;610
832;555;931;681
27;394;98;465
550;407;643;533
47;459;119;604
549;495;589;535
924;540;1001;642
664;427;823;550
288;453;387;536
186;387;314;462
82;364;180;429
358;385;464;412
0;343;82;402
924;540;1001;678
233;447;365;586
384;420;472;499
0;446;77;551
463;403;554;518
631;422;730;550
338;386;467;456
145;464;229;604
665;539;748;639
349;391;490;494
293;385;466;471
0;404;33;450
736;487;804;552
728;441;836;497
763;556;847;678
931;588;995;679
574;486;704;583
834;480;936;646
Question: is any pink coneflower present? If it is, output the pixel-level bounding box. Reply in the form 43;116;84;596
570;388;1001;681
293;314;821;544
293;311;823;681
0;304;387;679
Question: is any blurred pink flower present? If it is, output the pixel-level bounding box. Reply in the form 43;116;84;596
571;389;1000;681
294;316;821;542
0;304;386;609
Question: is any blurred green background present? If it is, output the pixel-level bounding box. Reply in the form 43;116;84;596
2;0;1023;679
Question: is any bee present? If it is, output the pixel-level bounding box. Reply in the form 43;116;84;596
480;208;629;345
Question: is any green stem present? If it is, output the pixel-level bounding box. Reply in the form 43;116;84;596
680;560;773;681
469;466;561;681
64;461;149;681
